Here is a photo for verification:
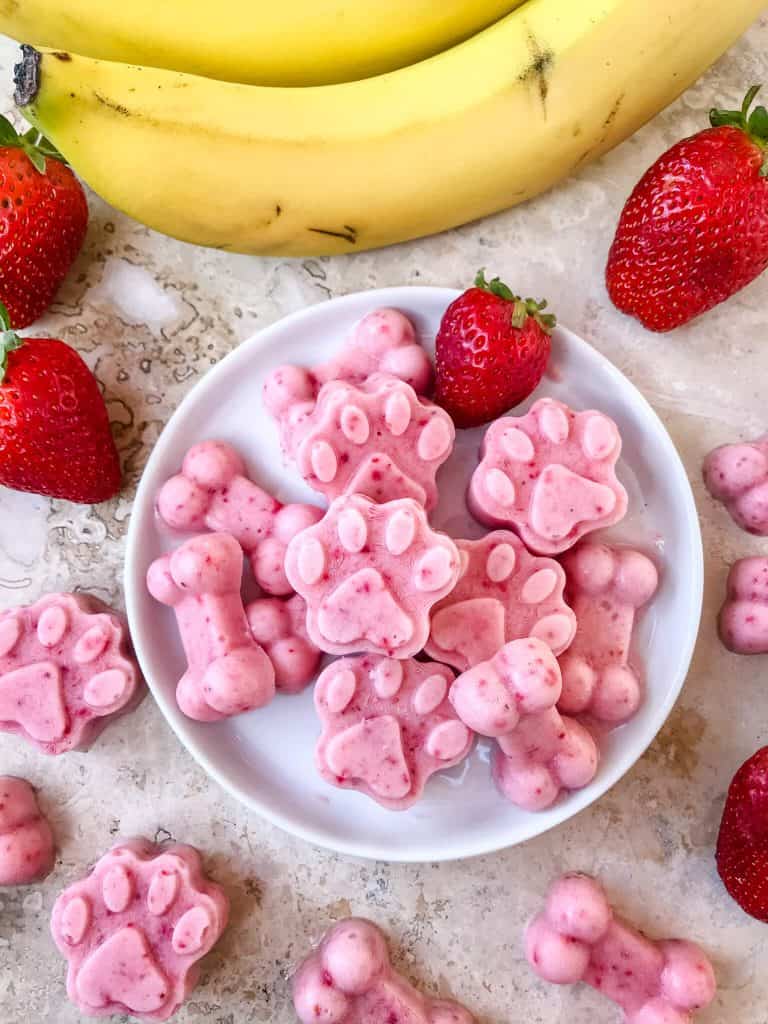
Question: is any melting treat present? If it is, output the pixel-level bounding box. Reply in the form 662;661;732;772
703;436;768;535
0;777;54;885
718;556;768;654
245;594;321;693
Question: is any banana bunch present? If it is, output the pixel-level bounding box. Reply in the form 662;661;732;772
9;0;764;257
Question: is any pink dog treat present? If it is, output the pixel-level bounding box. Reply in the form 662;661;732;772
156;440;322;596
558;542;659;723
315;655;472;809
526;874;716;1023
51;838;229;1021
147;533;275;721
0;593;143;754
468;397;628;555
425;531;576;672
245;594;321;693
703;436;768;535
285;494;461;658
293;918;476;1024
718;556;768;654
0;777;54;885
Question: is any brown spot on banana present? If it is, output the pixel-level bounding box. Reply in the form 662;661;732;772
307;226;358;244
518;30;554;114
93;91;131;116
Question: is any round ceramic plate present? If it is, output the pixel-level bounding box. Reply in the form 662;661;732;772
124;287;703;863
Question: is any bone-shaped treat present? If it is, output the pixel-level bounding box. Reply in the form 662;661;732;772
703;435;768;535
0;776;55;885
718;556;768;654
245;594;321;693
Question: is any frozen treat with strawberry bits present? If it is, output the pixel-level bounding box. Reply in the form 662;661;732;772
0;777;55;885
704;436;768;535
245;594;321;694
718;557;768;654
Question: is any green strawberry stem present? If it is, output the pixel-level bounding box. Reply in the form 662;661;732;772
0;301;23;383
474;268;557;333
710;85;768;176
0;112;64;174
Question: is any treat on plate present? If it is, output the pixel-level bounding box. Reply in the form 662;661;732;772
285;494;461;658
718;556;768;655
558;542;659;722
147;532;275;720
51;838;229;1021
425;531;575;671
0;776;55;885
0;592;143;754
716;746;768;923
156;439;322;595
293;917;476;1024
468;397;628;555
526;874;717;1022
314;655;472;810
245;594;321;693
703;436;768;535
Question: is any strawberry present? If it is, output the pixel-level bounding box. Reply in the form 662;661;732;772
0;115;88;329
606;85;768;332
0;302;121;503
716;746;768;923
434;270;554;429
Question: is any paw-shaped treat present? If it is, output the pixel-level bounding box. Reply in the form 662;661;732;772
147;533;275;721
558;542;659;722
156;440;323;595
718;556;768;654
425;531;576;671
0;593;143;754
285;494;461;658
703;436;768;535
526;874;716;1023
0;777;54;885
51;838;229;1021
315;655;472;809
293;917;476;1024
469;398;628;554
245;594;321;693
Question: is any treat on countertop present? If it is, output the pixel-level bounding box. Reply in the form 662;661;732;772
526;874;716;1023
704;436;768;535
51;838;229;1021
314;655;472;810
0;776;55;885
716;746;768;924
718;556;768;655
468;397;627;555
0;593;144;754
147;532;275;721
245;594;321;694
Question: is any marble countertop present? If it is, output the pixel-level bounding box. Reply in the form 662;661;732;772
1;21;767;1024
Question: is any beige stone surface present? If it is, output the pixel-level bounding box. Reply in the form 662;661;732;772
0;19;767;1024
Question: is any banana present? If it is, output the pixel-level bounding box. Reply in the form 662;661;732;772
0;0;525;87
16;0;763;258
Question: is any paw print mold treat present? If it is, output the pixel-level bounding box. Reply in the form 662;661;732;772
315;655;472;809
425;531;575;671
156;440;323;596
245;594;321;693
51;838;229;1021
293;918;476;1024
703;436;768;535
147;533;275;721
558;542;659;723
718;556;768;654
526;874;716;1023
285;494;461;658
0;593;143;754
0;777;55;885
469;397;628;555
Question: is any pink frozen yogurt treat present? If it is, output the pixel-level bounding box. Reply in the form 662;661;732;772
245;594;321;693
156;440;322;595
469;397;628;555
0;593;143;754
285;494;461;658
147;532;275;721
51;838;229;1021
703;436;768;535
718;556;768;654
0;777;54;885
293;917;476;1024
558;542;659;723
315;655;472;810
526;874;716;1023
425;531;576;672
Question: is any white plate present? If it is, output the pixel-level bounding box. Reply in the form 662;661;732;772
124;287;702;863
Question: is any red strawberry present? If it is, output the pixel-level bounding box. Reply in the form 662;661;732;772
606;85;768;332
716;746;768;923
435;270;554;429
0;302;121;503
0;115;88;329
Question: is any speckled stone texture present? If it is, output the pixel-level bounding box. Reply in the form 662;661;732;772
0;21;767;1024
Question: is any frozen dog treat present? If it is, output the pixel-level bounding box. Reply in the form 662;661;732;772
526;874;716;1023
469;398;628;554
51;838;228;1021
156;440;322;595
293;917;475;1024
147;532;275;721
0;777;54;885
558;542;659;723
315;655;472;809
285;494;461;658
0;593;143;754
718;556;768;654
245;594;321;693
425;531;575;672
704;436;768;535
